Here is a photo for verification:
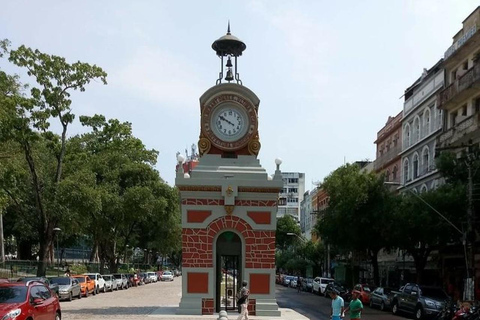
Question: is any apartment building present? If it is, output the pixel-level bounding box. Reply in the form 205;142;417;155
300;190;314;240
401;60;445;192
277;172;305;221
437;7;480;151
374;112;402;183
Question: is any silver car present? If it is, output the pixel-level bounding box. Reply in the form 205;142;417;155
50;277;82;301
112;273;129;289
102;274;118;292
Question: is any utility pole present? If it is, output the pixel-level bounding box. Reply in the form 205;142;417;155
0;212;4;265
466;150;475;301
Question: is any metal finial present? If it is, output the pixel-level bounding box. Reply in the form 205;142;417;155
227;21;231;34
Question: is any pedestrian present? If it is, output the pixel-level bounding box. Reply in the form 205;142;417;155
64;269;71;277
297;276;302;293
237;280;250;320
344;290;363;320
329;289;344;320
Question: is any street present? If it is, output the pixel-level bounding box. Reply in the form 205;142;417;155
276;285;400;320
60;277;402;320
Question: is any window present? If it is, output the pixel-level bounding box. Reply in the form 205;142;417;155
403;159;410;183
385;170;390;182
423;109;431;136
422;147;430;173
420;185;428;193
413;153;419;178
451;111;457;127
404;124;411;148
392;166;398;181
462;104;467;116
414;117;420;142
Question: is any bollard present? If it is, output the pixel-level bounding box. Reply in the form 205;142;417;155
218;310;228;320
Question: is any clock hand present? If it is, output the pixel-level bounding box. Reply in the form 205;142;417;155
219;115;234;126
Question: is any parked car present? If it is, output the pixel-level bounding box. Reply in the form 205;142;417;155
50;276;82;301
160;271;174;281
0;281;61;320
0;278;9;283
173;269;182;277
282;275;294;287
113;273;129;289
391;283;450;319
84;273;106;294
312;277;334;295
102;274;118;292
353;283;372;304
73;275;96;297
370;286;395;311
17;276;59;298
302;278;314;292
290;277;298;288
147;272;158;283
139;272;151;284
325;281;351;302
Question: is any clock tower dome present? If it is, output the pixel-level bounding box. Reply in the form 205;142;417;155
176;25;283;317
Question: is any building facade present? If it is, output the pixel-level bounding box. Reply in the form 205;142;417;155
277;172;305;221
300;190;314;240
374;112;402;183
401;61;445;192
437;7;480;151
437;6;480;301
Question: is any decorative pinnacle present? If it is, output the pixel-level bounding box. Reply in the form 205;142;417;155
227;21;231;35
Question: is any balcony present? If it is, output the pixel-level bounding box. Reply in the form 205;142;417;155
438;114;480;147
438;63;480;109
374;144;402;171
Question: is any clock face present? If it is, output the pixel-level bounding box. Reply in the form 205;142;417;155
212;106;247;141
201;93;258;151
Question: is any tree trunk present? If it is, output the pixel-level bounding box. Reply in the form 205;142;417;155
411;246;431;284
369;249;380;286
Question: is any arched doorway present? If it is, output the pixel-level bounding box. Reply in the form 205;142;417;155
215;231;242;313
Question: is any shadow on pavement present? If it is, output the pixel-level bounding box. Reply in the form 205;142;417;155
63;306;160;315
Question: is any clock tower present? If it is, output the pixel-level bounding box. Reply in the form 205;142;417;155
176;25;283;317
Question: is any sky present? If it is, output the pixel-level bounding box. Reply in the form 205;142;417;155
1;1;478;189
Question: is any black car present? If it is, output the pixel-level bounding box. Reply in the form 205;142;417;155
325;281;351;302
370;286;394;311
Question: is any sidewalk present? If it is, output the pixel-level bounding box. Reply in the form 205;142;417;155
149;306;310;320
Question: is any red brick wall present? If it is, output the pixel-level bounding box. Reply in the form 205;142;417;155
202;298;214;315
182;215;275;269
248;299;256;315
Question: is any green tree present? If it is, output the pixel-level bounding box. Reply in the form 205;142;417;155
67;115;180;272
315;163;397;285
276;215;301;250
393;185;467;283
1;40;107;275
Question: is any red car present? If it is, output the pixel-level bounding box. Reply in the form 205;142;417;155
0;280;61;320
353;283;372;304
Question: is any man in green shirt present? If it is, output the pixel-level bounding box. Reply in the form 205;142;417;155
344;290;363;319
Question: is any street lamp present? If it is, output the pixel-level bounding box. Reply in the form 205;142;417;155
53;228;61;276
286;232;306;243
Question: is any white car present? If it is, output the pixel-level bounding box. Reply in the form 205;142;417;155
160;271;174;281
147;272;158;283
84;273;106;294
312;277;334;295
